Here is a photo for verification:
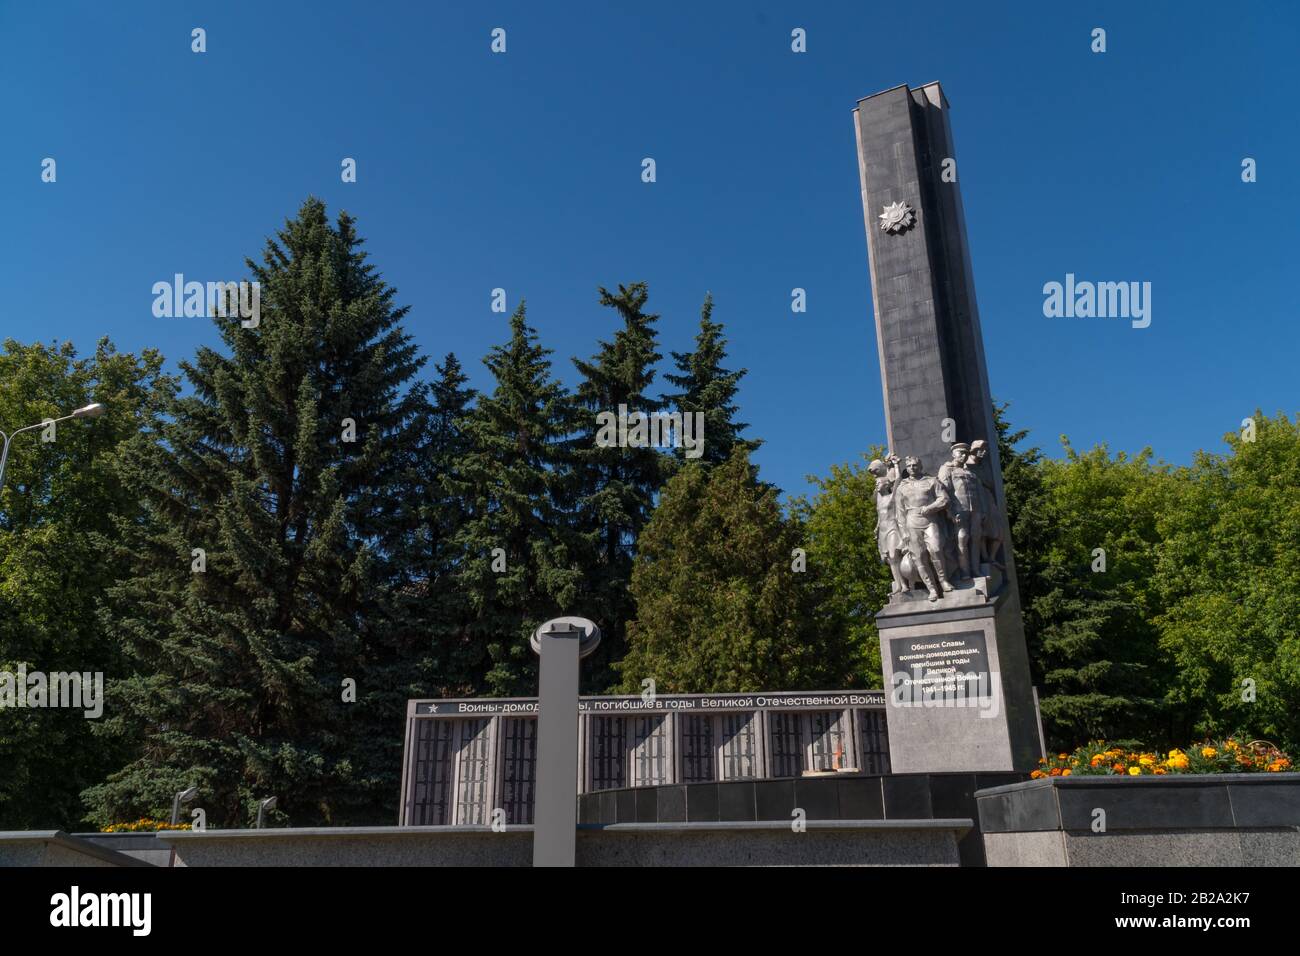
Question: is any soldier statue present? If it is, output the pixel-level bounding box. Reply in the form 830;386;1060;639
895;456;954;601
867;455;907;594
937;442;983;580
966;439;1005;570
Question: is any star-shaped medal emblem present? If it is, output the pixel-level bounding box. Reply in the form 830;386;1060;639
878;201;916;233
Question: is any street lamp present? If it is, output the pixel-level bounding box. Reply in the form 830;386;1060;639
168;785;200;869
170;786;200;826
256;796;277;829
0;403;107;496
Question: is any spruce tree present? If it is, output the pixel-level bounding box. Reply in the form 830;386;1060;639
615;448;863;692
662;293;757;466
85;198;427;827
569;282;669;688
386;354;477;697
452;303;585;696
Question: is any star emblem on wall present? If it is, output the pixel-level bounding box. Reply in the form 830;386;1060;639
878;200;916;233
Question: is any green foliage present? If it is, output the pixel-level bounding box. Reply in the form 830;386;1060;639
1027;441;1178;749
385;353;479;698
616;448;865;693
662;293;757;466
568;283;669;689
82;198;428;828
788;450;889;682
1156;412;1300;753
0;338;175;829
451;303;586;696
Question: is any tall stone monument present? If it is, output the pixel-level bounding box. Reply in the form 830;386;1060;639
853;82;1040;773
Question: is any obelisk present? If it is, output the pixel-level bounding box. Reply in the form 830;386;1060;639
853;82;1040;773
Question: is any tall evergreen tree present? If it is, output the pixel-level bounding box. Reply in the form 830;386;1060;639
569;282;669;689
616;448;864;692
386;354;478;697
84;198;427;828
452;303;585;696
662;293;757;466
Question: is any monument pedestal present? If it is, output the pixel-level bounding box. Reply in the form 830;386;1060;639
877;589;1040;773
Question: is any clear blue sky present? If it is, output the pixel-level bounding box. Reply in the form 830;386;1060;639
4;2;1296;497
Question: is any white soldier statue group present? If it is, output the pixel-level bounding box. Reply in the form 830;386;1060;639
869;440;1005;602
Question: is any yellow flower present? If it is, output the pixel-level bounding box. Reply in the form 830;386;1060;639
1202;747;1217;758
1062;769;1072;776
1139;755;1155;766
1128;766;1142;776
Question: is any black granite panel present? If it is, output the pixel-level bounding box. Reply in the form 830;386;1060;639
656;786;687;823
685;783;718;822
755;780;796;821
717;781;756;821
795;777;841;820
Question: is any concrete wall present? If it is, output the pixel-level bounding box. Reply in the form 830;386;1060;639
0;831;149;867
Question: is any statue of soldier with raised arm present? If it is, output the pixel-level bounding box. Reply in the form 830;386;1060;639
937;441;983;580
868;455;907;594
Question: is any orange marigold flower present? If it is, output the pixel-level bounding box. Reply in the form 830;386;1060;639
1202;747;1217;758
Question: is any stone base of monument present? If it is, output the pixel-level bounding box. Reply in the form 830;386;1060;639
877;589;1042;775
975;773;1300;866
149;817;971;867
578;771;1028;866
880;571;999;612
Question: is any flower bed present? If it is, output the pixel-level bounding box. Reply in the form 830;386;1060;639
101;818;192;833
1030;737;1291;778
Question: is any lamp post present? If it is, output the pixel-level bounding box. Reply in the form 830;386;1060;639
170;786;199;826
530;616;601;868
168;786;199;869
0;403;106;497
256;796;277;829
